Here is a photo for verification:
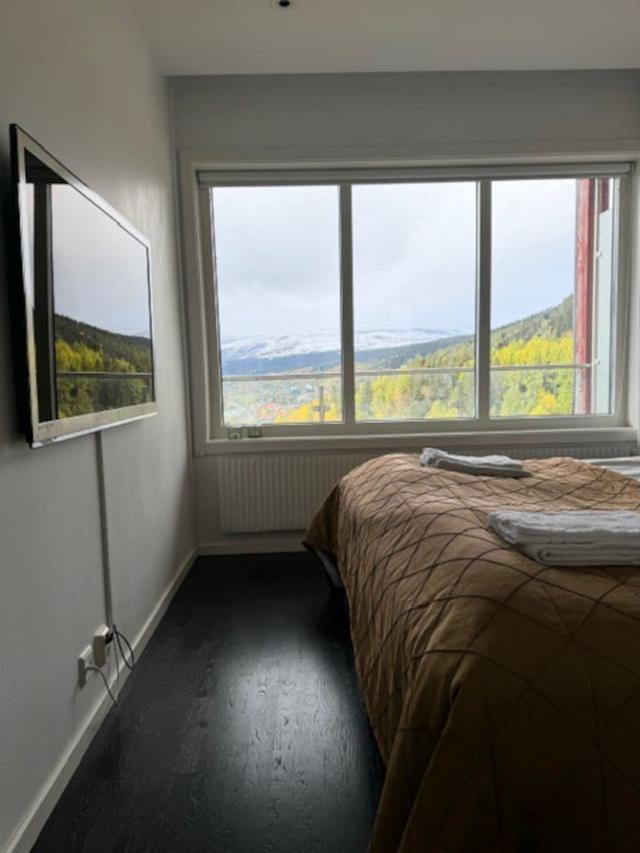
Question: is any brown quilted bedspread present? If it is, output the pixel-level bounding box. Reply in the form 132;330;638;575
304;454;640;852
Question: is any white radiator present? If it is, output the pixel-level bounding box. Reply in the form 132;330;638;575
218;441;637;534
219;452;373;533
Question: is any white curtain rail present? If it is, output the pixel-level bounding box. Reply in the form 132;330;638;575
198;162;632;186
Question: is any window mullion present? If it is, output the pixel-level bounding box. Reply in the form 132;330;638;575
340;184;356;426
476;180;492;423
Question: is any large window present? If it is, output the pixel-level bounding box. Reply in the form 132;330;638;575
202;167;627;439
490;178;617;418
213;186;341;426
353;183;477;421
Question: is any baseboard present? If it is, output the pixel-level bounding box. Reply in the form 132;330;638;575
5;547;198;853
199;532;305;555
128;547;197;659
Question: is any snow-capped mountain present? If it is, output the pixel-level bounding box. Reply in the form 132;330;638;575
221;328;464;362
220;328;470;376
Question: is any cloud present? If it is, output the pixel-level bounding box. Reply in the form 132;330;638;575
492;179;576;329
352;182;476;332
214;185;340;296
49;185;151;336
213;179;584;342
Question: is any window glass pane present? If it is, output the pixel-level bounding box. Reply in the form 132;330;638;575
212;186;341;426
352;183;477;421
490;178;617;417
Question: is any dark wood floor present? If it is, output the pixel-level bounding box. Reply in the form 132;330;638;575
33;553;383;853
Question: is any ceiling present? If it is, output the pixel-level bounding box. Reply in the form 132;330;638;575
131;0;640;76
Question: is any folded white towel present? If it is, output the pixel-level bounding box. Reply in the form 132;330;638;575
489;510;640;545
489;509;640;566
588;456;640;482
420;448;528;478
521;543;640;567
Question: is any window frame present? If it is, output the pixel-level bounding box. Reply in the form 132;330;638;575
188;161;633;450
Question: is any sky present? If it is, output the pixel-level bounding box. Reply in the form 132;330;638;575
214;185;341;343
492;179;575;329
49;183;151;337
353;182;476;341
213;179;578;345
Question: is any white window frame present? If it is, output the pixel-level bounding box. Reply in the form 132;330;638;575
180;157;634;456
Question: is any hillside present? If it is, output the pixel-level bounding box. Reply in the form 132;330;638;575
222;297;574;377
222;295;578;425
54;314;153;418
221;328;465;376
492;296;573;349
394;296;574;372
55;314;152;373
353;295;576;421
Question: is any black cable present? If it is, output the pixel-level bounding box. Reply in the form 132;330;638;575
112;624;135;671
85;665;118;706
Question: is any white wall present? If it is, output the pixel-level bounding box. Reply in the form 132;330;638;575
172;71;640;549
0;3;195;850
172;70;640;159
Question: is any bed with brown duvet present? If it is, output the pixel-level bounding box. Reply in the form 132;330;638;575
304;454;640;852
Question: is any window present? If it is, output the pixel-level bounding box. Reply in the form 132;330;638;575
212;185;341;426
353;182;476;421
490;178;617;418
200;166;627;439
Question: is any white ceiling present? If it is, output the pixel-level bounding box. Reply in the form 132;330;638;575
131;0;640;76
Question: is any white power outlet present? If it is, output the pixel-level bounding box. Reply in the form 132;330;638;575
78;645;95;687
78;626;112;687
93;625;111;668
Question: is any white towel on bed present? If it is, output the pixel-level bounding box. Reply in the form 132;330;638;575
520;543;640;566
488;509;640;566
420;448;528;478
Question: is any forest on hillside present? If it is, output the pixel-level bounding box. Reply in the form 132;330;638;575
353;296;576;421
266;295;579;424
54;315;153;418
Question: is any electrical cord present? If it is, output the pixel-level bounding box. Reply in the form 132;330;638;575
112;629;121;700
85;664;118;707
95;434;136;701
112;624;135;671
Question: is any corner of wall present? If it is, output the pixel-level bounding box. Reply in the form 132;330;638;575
625;162;640;442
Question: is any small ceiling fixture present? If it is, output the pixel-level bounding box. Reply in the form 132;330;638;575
271;0;294;8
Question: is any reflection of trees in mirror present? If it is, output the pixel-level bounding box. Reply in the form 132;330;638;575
56;376;152;417
53;314;152;418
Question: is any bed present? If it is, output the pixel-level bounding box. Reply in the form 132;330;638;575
304;454;640;852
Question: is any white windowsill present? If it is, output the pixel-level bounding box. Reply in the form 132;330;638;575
197;425;637;456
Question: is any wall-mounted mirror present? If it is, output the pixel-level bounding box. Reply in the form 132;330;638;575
11;126;157;446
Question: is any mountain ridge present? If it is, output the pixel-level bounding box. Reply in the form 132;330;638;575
221;296;574;376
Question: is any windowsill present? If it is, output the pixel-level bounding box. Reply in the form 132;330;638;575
197;425;637;456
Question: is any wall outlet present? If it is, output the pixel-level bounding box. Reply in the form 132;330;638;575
93;625;111;668
78;645;95;688
79;627;112;687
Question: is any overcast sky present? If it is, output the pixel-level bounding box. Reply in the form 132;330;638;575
213;179;577;346
492;179;575;329
214;185;341;344
51;185;151;337
352;182;476;342
44;177;578;348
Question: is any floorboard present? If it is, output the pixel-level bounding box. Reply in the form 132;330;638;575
33;552;383;853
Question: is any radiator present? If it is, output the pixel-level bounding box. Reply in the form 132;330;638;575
218;440;637;534
219;452;373;533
